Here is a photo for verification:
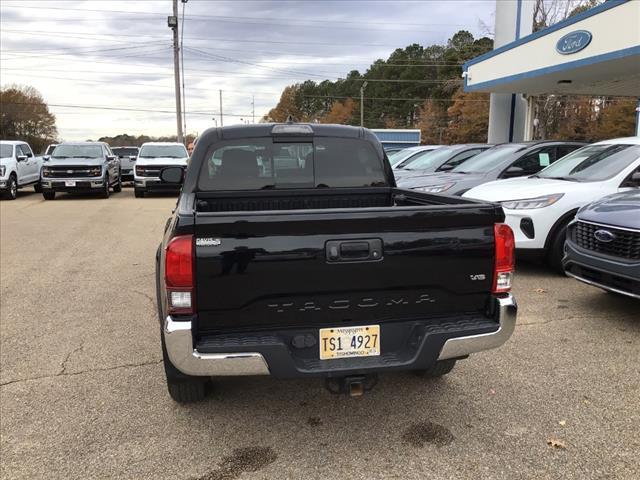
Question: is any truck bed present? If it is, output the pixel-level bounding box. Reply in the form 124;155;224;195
194;187;475;213
192;187;502;334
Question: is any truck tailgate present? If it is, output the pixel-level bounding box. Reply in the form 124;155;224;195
194;205;498;333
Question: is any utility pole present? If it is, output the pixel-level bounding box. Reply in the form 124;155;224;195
219;89;223;127
252;95;255;124
169;0;183;143
360;81;368;127
180;0;188;140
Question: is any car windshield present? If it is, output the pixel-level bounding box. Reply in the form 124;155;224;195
403;147;458;170
52;145;103;158
536;144;640;182
112;147;138;157
199;137;387;191
388;149;421;167
452;145;524;173
44;145;58;155
0;144;13;158
139;145;187;158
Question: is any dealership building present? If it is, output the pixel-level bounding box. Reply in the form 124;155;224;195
463;0;640;142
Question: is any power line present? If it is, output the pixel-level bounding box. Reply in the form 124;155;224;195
2;5;470;31
1;101;258;118
0;28;417;48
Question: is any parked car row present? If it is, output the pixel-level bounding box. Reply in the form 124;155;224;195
389;137;639;298
0;140;189;200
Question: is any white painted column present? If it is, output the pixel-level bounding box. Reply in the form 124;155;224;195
635;99;640;137
487;0;535;143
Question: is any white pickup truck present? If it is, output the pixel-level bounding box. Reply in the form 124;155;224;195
0;140;44;200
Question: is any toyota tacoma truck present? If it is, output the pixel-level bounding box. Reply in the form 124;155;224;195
155;123;517;403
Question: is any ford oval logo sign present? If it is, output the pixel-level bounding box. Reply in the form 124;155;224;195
556;30;592;55
594;229;616;243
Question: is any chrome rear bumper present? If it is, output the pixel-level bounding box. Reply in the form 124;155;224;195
163;294;517;377
164;318;270;376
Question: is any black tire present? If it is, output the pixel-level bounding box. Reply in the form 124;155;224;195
547;225;569;274
5;175;17;200
43;190;56;200
414;359;457;378
100;177;110;198
134;188;145;198
161;333;208;403
113;172;122;193
34;182;43;193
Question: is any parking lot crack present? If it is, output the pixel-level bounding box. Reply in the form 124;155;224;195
0;359;162;387
132;289;156;309
59;342;84;375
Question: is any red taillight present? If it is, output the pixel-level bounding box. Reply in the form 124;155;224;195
165;234;194;314
493;223;515;293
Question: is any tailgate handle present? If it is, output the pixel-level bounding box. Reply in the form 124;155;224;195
340;242;370;258
326;239;383;262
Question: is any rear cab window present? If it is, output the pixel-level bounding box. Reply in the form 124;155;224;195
198;137;388;191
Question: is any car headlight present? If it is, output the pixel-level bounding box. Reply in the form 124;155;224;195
412;183;455;193
501;193;564;210
42;167;51;177
136;166;144;176
89;166;102;176
0;166;5;176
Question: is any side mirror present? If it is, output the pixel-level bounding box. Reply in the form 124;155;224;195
129;156;137;161
438;163;454;172
621;170;640;188
16;155;27;162
503;166;524;178
160;166;184;184
43;155;50;161
106;155;116;161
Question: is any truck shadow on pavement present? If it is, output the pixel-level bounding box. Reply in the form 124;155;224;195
176;370;467;478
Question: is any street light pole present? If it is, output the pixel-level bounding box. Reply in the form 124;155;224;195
360;81;368;127
169;0;183;143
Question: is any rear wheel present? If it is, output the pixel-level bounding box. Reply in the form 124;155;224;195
414;359;457;378
43;191;55;200
161;332;208;403
134;188;145;198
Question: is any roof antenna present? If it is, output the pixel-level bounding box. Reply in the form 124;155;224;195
286;115;296;123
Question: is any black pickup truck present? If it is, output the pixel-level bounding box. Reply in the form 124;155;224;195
155;123;517;403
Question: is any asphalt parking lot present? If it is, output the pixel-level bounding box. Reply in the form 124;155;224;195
1;188;638;480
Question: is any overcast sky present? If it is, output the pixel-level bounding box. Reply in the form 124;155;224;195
0;0;494;141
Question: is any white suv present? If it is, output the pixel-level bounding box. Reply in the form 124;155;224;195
134;142;189;198
463;137;640;272
0;140;43;200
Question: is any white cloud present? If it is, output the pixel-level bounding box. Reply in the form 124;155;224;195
1;0;494;140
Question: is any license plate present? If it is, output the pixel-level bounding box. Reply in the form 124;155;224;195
64;180;76;187
319;325;380;360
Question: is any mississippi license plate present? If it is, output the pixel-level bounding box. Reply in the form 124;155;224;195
64;180;76;187
319;325;380;360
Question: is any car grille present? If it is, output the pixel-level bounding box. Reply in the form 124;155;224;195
137;165;174;177
573;221;640;260
46;166;99;178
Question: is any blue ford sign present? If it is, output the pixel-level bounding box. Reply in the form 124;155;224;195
556;30;592;55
